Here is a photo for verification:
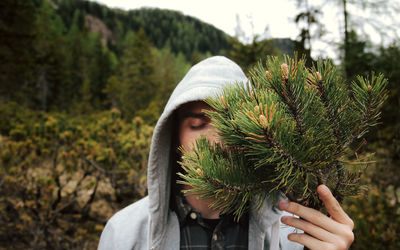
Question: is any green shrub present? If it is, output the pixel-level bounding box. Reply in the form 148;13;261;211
0;108;153;249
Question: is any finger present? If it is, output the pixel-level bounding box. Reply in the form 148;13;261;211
318;185;354;229
281;216;337;242
279;200;343;235
287;233;330;250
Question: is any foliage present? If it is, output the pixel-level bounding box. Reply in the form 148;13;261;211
293;0;324;61
103;33;192;124
179;55;387;219
229;36;281;74
0;0;288;124
150;47;192;122
54;0;232;59
341;37;400;248
0;102;44;135
344;163;400;250
0;108;153;249
0;0;399;248
116;28;157;120
0;0;37;104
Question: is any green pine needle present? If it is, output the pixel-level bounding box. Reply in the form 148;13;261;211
178;55;388;219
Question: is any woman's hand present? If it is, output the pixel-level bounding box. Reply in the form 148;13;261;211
279;185;354;250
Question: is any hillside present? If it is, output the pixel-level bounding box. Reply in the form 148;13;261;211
54;0;295;58
54;0;233;58
0;0;295;114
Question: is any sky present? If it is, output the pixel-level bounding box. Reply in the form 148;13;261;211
90;0;400;61
90;0;299;39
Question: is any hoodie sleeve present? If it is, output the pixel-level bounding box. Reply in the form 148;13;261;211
98;219;118;250
97;197;149;250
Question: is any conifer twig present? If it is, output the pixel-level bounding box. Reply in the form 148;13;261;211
179;55;388;220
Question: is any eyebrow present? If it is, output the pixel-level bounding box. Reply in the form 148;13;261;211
180;112;208;119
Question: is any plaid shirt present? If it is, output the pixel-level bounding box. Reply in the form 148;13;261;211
174;193;249;250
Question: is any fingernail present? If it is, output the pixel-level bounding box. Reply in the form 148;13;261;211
279;200;289;210
319;185;330;195
281;216;288;223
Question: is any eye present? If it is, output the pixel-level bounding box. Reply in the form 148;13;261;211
190;123;206;129
189;118;207;129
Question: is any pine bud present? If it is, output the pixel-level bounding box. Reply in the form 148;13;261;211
264;104;269;117
265;71;272;82
281;63;289;79
196;168;203;176
316;72;322;81
259;114;268;128
254;105;260;115
367;85;372;91
247;111;259;125
250;91;255;100
221;96;227;108
268;102;276;123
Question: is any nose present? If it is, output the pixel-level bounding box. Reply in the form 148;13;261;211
204;124;220;145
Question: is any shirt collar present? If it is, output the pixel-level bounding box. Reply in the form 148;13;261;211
175;189;194;225
174;187;249;227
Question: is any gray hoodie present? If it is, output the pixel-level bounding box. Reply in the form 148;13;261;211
98;56;303;250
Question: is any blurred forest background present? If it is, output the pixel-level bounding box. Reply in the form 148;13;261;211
0;0;399;249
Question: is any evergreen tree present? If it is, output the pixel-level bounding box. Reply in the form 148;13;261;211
0;0;37;104
118;29;157;120
179;55;388;219
65;10;85;110
293;0;324;62
97;48;118;108
152;47;190;116
70;74;93;114
229;36;280;74
103;75;123;109
34;0;69;111
85;32;109;108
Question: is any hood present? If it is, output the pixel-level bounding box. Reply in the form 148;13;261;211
146;56;286;250
146;56;247;249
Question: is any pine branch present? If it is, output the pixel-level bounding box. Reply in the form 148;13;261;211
203;174;269;193
261;58;308;136
310;69;342;143
179;55;388;220
343;73;388;150
253;126;307;181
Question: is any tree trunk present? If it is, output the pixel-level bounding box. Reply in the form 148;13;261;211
343;0;350;78
38;68;48;111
